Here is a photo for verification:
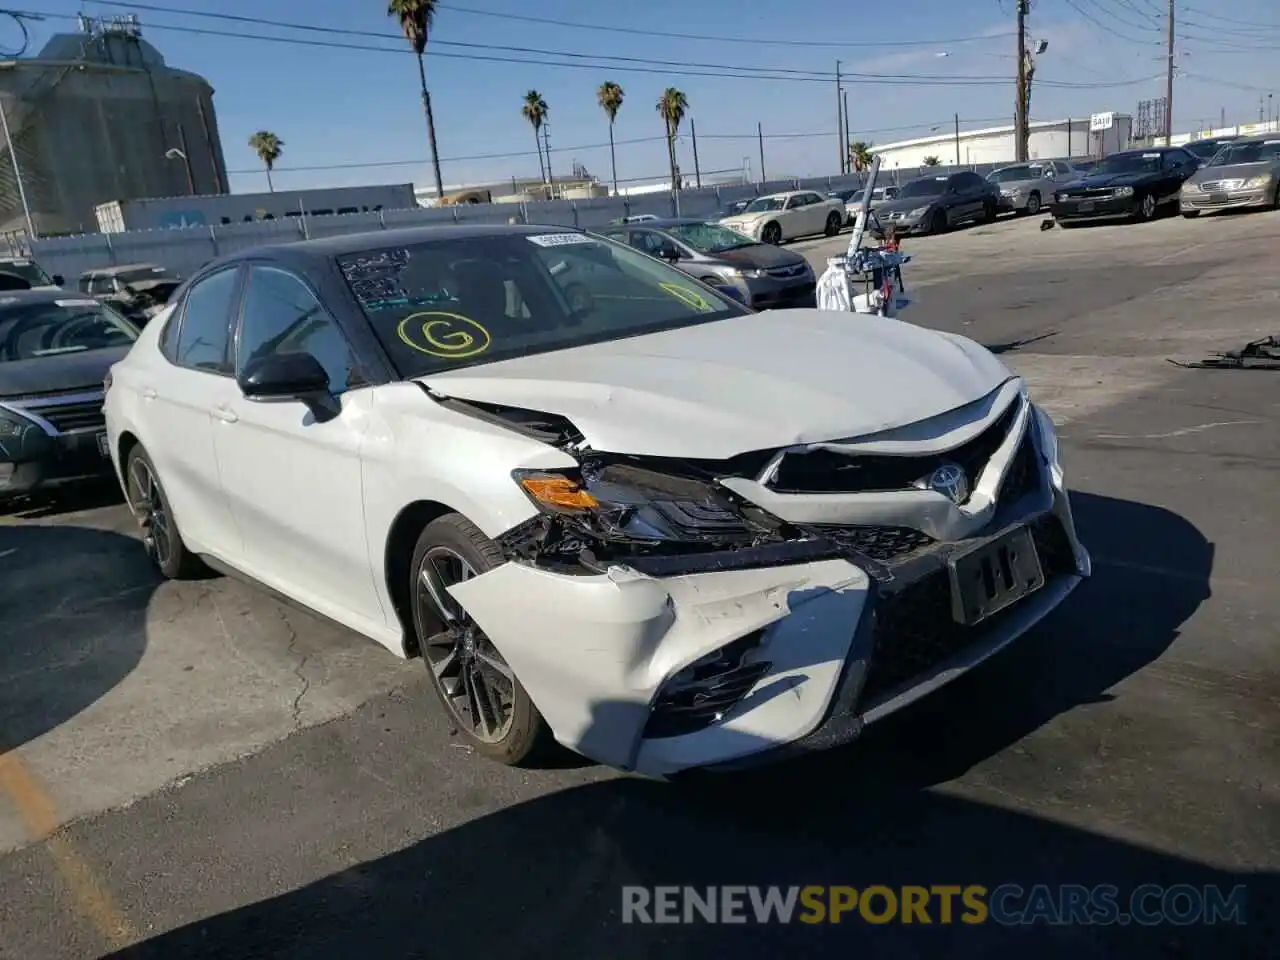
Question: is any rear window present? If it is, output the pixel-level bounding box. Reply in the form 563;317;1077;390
0;298;137;362
336;232;747;379
0;260;53;288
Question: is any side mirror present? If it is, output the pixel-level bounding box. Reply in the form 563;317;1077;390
239;352;338;421
52;274;65;286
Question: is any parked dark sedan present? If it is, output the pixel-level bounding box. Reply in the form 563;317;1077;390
0;290;137;502
872;170;1000;235
599;218;816;309
1051;147;1200;224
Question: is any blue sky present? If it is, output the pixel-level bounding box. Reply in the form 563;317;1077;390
28;0;1280;193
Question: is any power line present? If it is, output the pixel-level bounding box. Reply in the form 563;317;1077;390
1062;0;1160;44
62;4;1151;89
88;0;1018;51
225;117;1021;175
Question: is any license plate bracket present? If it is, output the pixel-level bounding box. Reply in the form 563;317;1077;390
1078;200;1095;212
97;432;110;457
1208;192;1228;204
948;526;1044;626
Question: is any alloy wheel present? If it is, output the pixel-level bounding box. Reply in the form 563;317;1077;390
1027;193;1041;215
128;456;172;569
1141;194;1156;219
416;546;515;743
761;222;781;244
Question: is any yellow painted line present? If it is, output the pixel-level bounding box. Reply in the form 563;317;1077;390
0;751;136;947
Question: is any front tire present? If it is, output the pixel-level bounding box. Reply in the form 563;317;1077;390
410;513;549;765
928;209;948;235
1181;210;1200;219
760;221;782;244
824;211;842;236
1136;192;1157;221
124;445;201;579
1026;192;1041;216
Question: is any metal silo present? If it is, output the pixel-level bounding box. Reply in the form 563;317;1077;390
0;15;229;237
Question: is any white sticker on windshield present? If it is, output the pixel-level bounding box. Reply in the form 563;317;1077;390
55;298;99;307
1265;140;1280;145
527;233;598;247
1142;153;1161;158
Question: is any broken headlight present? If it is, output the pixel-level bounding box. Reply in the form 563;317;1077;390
512;463;773;546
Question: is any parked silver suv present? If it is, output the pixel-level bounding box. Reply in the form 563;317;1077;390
988;160;1081;216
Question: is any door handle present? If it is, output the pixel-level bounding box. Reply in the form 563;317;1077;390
142;387;157;400
212;404;239;424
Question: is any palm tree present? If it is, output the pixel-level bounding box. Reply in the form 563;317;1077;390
922;155;941;166
522;90;549;186
597;80;625;196
848;141;874;172
656;87;688;191
247;131;283;192
387;0;444;202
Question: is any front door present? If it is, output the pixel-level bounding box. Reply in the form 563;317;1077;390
210;263;381;626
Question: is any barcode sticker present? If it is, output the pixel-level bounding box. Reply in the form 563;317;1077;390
527;233;598;247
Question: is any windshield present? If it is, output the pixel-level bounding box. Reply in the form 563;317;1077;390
664;222;757;253
743;196;785;213
114;266;175;286
1184;140;1230;160
337;232;748;378
1091;152;1163;175
0;260;53;288
898;177;948;199
0;298;137;362
847;190;865;204
1210;140;1280;165
988;165;1042;183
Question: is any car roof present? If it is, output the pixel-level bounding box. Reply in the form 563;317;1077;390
79;262;166;278
601;217;719;229
0;289;89;306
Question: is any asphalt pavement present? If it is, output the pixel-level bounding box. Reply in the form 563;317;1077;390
1;207;1277;958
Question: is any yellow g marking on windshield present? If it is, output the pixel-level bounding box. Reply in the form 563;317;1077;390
396;311;492;359
658;282;715;313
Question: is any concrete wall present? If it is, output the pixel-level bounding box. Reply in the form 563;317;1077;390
874;118;1133;170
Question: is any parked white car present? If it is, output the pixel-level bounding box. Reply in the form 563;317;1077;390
719;190;847;244
104;225;1089;777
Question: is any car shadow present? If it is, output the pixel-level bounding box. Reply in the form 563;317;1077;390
0;523;158;753
0;477;125;520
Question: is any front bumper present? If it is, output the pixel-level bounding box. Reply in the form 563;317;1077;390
1052;194;1140;221
0;430;113;497
1180;188;1271;213
450;398;1089;777
877;213;927;235
742;276;816;310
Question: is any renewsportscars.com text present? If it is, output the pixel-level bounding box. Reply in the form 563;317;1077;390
621;884;1248;926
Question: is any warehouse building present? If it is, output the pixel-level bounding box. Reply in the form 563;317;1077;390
870;115;1135;170
0;15;229;237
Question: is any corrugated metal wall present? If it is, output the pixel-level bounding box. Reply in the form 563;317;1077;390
22;155;1078;282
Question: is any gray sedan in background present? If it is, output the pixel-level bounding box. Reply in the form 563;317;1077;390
987;160;1080;216
1180;136;1280;217
599;218;816;309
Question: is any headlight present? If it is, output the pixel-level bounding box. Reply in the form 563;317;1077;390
0;409;48;463
1054;193;1064;203
513;466;765;545
1182;180;1201;192
1114;186;1135;198
908;206;930;217
728;267;767;279
1244;174;1273;189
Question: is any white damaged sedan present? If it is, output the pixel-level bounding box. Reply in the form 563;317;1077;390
103;225;1089;776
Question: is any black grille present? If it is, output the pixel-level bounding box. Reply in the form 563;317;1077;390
812;524;935;563
769;399;1019;495
644;632;770;739
996;430;1042;504
30;398;105;434
859;514;1077;703
1062;187;1118;199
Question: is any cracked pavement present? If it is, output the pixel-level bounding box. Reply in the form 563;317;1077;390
0;207;1277;957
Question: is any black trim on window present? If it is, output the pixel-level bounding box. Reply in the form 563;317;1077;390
165;264;244;377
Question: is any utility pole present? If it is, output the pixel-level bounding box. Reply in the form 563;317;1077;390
1165;0;1175;144
1015;0;1028;161
954;113;961;166
836;60;846;174
1259;96;1265;123
757;122;766;183
690;119;702;189
842;90;850;173
543;120;554;198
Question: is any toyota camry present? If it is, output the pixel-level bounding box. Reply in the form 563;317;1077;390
103;224;1089;776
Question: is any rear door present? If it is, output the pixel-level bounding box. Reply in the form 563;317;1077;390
142;266;244;560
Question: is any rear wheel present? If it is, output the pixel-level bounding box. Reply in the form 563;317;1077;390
410;513;549;765
824;211;842;236
760;221;782;245
124;446;201;579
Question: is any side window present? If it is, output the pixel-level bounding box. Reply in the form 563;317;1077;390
631;231;666;256
237;265;361;394
79;277;94;294
175;267;238;373
158;310;182;361
600;229;630;246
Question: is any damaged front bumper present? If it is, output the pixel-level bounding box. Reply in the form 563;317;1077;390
447;385;1089;776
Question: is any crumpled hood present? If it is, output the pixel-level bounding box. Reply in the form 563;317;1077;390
719;212;770;231
419;310;1011;459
